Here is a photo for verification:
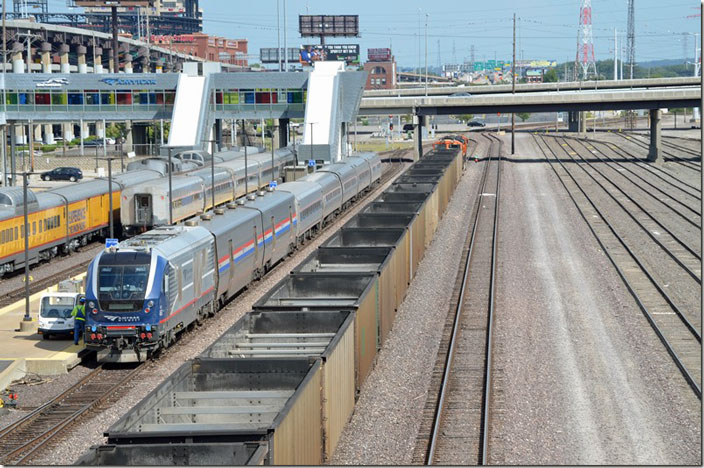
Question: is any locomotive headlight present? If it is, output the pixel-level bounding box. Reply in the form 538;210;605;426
88;301;95;309
145;324;151;332
147;300;154;308
91;326;97;332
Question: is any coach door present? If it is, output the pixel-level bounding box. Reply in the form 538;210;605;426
135;194;153;227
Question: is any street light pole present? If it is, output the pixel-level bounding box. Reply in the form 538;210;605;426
270;123;276;183
22;171;30;322
107;156;113;238
242;120;248;195
210;139;216;210
167;147;173;224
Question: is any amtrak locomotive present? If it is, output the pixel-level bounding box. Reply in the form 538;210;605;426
84;153;382;362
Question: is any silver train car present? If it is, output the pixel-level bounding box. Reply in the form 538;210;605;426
84;152;382;361
0;169;161;275
120;147;295;236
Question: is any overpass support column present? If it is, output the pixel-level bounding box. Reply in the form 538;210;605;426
40;42;51;73
415;114;425;161
77;45;88;74
124;121;133;153
11;43;24;73
124;54;133;74
40;42;54;144
59;44;70;74
277;118;289;149
93;47;103;73
647;109;662;164
568;111;586;133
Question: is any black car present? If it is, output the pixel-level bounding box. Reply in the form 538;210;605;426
467;120;486;127
82;139;104;147
41;167;83;182
402;123;415;132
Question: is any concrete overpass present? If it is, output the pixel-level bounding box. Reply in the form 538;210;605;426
364;76;701;97
359;86;701;116
359;85;701;164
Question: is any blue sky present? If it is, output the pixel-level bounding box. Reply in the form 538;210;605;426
49;0;702;67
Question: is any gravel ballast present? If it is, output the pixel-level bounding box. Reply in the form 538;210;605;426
489;132;701;465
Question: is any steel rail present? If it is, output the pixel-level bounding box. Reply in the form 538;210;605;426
426;134;495;464
535;134;701;399
555;136;701;284
616;132;701;170
0;364;143;465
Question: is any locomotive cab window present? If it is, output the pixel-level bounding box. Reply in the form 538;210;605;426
96;252;152;312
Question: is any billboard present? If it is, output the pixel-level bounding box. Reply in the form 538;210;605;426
368;48;392;62
260;48;300;64
299;44;360;66
74;0;154;6
299;15;359;37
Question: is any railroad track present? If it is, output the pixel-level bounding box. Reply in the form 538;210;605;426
0;363;143;465
0;260;93;309
543;135;701;283
561;134;702;203
614;132;701;171
413;132;502;465
534;133;702;399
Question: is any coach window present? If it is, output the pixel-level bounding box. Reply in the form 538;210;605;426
32;222;36;236
14;227;17;240
1;230;5;243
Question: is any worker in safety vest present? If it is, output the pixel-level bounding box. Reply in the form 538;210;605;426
71;297;86;345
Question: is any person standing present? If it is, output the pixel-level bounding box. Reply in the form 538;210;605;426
71;297;87;346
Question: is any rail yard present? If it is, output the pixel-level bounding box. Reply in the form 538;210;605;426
0;1;700;465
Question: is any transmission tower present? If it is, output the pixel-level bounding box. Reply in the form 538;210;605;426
575;0;597;80
626;0;635;79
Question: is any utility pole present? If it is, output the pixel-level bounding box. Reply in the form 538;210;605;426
424;13;429;96
276;0;281;72
22;171;30;324
111;6;119;73
511;13;516;155
614;28;618;80
283;0;287;71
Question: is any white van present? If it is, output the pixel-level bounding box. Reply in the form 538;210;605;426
37;280;84;339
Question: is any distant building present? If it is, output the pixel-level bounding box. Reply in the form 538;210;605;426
151;33;248;67
364;48;396;90
525;69;543;83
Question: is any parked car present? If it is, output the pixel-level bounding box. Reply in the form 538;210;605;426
402;123;415;132
467;120;486;127
450;92;472;97
41;167;83;182
104;137;116;145
82;139;104;147
53;136;64;142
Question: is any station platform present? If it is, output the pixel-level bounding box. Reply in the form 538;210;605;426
0;274;87;391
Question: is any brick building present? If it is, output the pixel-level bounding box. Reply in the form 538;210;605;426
151;33;248;67
364;48;396;90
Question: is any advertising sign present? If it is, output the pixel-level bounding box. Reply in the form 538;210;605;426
368;48;392;62
260;48;300;63
299;15;359;37
299;44;360;65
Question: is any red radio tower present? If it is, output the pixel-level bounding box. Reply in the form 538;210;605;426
575;0;597;80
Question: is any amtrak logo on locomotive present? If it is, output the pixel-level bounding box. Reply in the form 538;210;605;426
103;315;140;322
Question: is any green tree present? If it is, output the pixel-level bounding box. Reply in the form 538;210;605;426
456;114;474;123
517;112;531;122
543;68;558;82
